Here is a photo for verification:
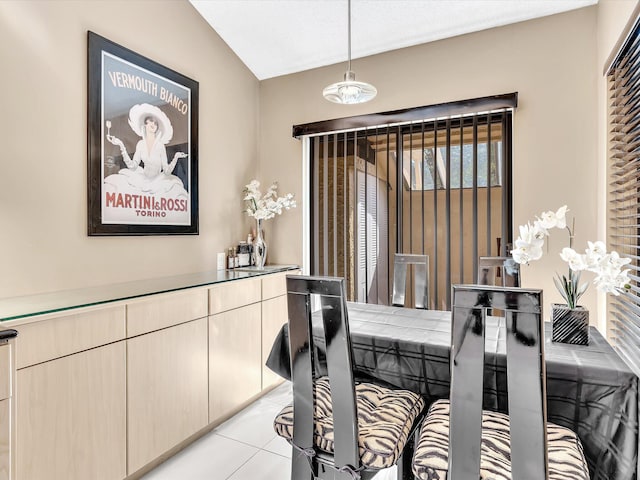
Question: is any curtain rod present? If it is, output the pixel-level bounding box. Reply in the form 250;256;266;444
292;92;518;138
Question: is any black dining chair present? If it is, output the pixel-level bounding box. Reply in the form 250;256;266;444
392;253;430;309
477;256;521;287
274;275;426;480
412;285;589;480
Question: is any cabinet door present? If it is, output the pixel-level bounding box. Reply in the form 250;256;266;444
0;399;9;480
0;341;14;480
209;303;261;422
127;318;208;475
16;342;126;480
261;295;288;390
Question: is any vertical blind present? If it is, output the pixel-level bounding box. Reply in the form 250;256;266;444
608;14;640;375
303;95;515;310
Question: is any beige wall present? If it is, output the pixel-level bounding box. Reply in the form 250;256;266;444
0;0;259;296
260;7;603;317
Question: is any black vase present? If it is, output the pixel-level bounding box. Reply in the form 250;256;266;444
551;303;589;345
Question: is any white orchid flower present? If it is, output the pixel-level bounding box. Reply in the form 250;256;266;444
537;205;568;230
512;246;532;264
617;269;631;289
532;219;550;237
537;211;557;230
553;205;568;229
585;241;607;258
511;239;543;264
607;250;631;268
594;272;619;294
560;247;587;271
243;179;296;221
517;223;545;247
511;222;546;264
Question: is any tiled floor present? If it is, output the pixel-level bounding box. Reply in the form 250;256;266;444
141;381;397;479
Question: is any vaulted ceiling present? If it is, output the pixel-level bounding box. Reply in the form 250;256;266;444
190;0;598;80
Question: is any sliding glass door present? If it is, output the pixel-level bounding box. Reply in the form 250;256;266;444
398;113;511;308
308;105;513;310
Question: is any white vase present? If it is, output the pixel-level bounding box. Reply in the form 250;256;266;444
254;219;267;269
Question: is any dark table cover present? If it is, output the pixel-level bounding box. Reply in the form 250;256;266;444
266;302;639;480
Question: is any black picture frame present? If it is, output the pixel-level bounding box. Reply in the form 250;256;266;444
88;31;199;235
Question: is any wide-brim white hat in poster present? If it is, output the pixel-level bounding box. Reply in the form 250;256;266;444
127;103;173;145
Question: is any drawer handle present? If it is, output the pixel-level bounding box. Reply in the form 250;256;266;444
0;329;17;342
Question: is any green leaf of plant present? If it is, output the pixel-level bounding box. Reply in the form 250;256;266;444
554;274;570;304
576;281;589;300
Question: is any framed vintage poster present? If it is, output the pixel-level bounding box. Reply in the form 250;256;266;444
87;31;199;235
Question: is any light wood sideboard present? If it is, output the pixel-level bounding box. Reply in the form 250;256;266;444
0;267;299;480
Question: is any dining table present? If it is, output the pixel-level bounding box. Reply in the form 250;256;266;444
265;301;639;480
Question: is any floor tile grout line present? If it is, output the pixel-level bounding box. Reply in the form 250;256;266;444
223;448;264;480
214;430;279;451
260;445;291;460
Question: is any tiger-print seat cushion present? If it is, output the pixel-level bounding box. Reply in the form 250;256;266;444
412;399;590;480
273;377;425;470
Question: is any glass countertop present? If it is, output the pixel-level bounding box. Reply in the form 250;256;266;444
0;265;299;322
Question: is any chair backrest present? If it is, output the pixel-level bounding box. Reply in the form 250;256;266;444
449;285;546;480
286;275;361;473
392;253;429;309
477;256;521;287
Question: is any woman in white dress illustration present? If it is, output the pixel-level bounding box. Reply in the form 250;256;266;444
105;103;188;196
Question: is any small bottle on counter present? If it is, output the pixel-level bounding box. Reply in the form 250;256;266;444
227;247;235;269
247;233;254;265
234;247;239;268
237;241;251;267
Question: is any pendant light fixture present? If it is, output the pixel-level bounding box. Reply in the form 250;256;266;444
323;0;377;104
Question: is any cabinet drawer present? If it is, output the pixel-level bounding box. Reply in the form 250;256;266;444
16;306;126;369
127;289;208;337
209;278;261;313
261;270;299;300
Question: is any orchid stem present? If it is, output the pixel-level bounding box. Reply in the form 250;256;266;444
566;217;575;249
